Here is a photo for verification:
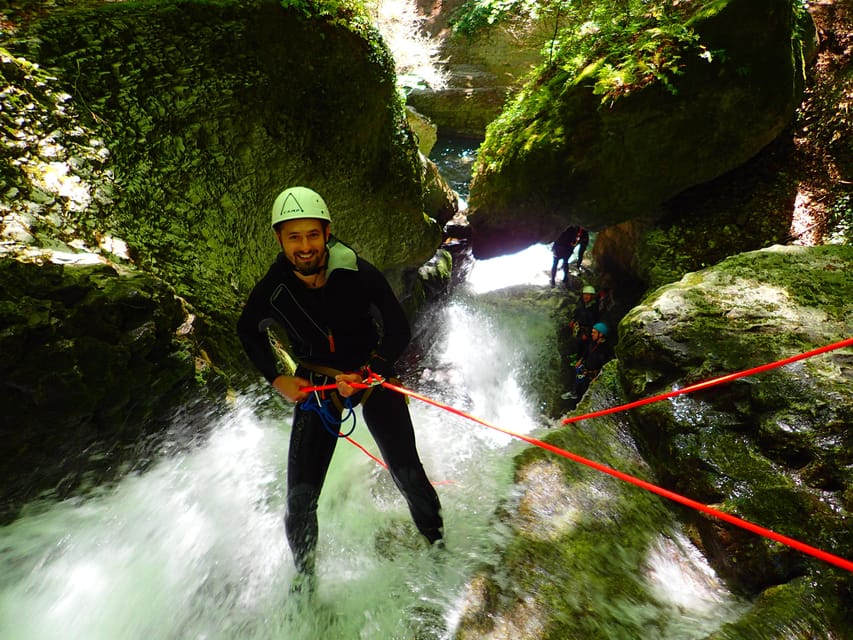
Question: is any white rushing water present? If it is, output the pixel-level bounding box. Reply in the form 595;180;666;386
0;250;553;640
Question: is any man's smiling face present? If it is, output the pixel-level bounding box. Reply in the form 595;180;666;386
276;218;330;276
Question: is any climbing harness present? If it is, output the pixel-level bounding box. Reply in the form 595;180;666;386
298;337;853;573
298;367;387;438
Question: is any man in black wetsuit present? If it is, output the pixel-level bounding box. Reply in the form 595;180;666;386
237;186;443;588
550;225;589;286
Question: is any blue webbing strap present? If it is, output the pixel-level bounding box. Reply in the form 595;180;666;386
300;387;357;438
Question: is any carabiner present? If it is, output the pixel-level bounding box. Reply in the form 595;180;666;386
362;370;386;387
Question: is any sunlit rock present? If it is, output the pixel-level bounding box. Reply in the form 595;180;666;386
466;0;815;258
409;0;552;138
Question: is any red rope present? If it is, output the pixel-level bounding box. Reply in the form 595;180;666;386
562;336;853;425
340;434;454;486
378;379;853;573
343;434;387;469
297;338;853;573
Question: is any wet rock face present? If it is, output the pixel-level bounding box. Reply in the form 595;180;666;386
408;0;551;138
0;255;200;522
618;244;853;594
407;66;514;139
466;0;813;259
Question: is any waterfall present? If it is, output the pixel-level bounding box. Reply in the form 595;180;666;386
0;246;556;639
0;243;742;639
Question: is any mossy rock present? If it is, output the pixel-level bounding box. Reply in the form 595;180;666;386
618;244;853;595
454;245;852;638
4;0;440;373
466;0;812;259
0;254;207;522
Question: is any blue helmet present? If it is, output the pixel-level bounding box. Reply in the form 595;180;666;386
592;322;609;337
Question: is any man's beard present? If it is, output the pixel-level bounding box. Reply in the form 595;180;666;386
291;249;328;276
296;262;325;276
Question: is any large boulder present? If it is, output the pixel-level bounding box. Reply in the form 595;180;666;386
454;244;853;638
619;244;852;606
466;0;814;258
0;252;204;522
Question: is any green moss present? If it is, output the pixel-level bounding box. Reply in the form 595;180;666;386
711;576;851;639
448;0;539;37
618;244;853;601
5;0;432;376
468;0;810;243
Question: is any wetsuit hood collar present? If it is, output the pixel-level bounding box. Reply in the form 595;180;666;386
325;236;358;275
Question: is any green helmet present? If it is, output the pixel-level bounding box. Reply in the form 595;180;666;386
270;186;331;229
582;285;596;295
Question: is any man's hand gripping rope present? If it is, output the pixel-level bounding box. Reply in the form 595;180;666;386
293;368;386;439
333;368;385;398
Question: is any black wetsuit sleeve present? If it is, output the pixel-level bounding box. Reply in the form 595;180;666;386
359;259;411;376
237;281;281;383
